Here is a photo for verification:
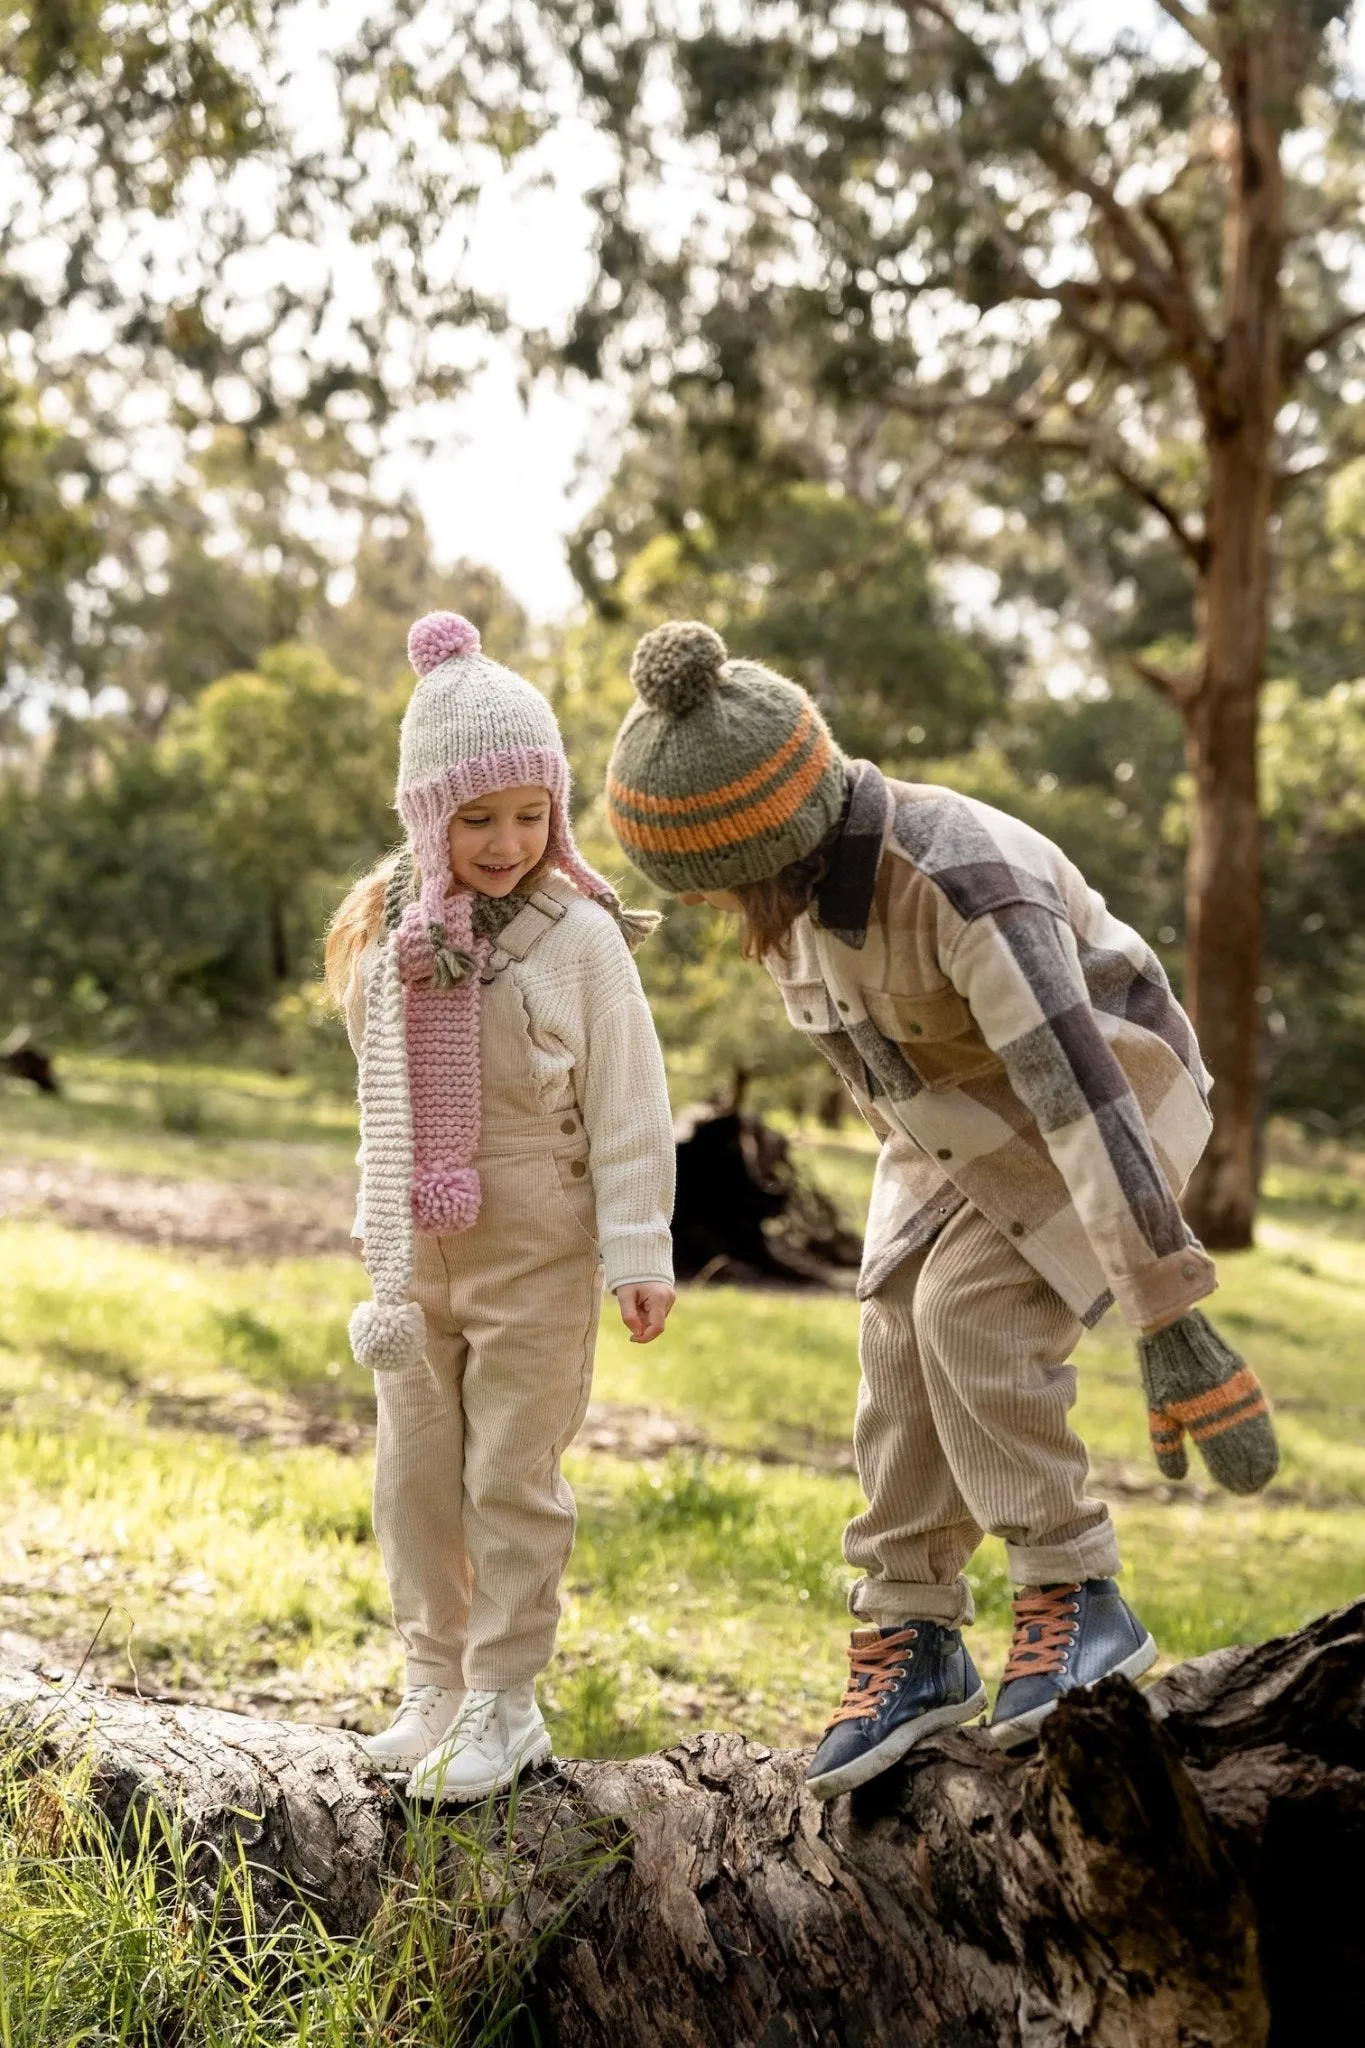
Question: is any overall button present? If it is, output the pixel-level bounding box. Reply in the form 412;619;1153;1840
561;1119;577;1134
836;999;849;1013
936;1147;952;1160
1009;1221;1025;1237
570;1161;587;1178
908;1022;923;1036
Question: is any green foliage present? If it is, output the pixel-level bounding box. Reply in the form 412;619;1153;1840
0;2;532;719
0;641;397;1034
0;736;249;1038
600;484;1002;760
1259;679;1365;1126
170;643;400;982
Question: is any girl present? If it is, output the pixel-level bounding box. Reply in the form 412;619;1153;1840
327;610;676;1802
603;618;1276;1798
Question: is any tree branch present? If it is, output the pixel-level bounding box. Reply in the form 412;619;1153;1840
883;385;1209;568
1030;141;1220;419
1153;0;1215;53
1141;195;1197;301
1283;307;1365;382
931;125;1177;387
1099;448;1209;569
903;0;1218;415
1273;431;1365;501
1130;652;1201;706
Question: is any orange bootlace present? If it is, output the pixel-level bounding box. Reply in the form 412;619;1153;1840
826;1625;918;1726
1001;1585;1081;1683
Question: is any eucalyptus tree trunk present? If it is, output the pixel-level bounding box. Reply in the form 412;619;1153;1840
1179;7;1293;1251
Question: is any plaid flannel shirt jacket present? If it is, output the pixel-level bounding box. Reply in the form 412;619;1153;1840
766;761;1217;1331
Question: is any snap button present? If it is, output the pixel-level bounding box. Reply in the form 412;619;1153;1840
801;1008;813;1022
908;1022;923;1036
836;999;849;1013
936;1147;952;1161
1180;1260;1198;1279
561;1119;576;1134
1009;1221;1025;1237
570;1161;587;1178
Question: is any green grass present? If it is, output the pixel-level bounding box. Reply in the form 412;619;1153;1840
0;1739;615;2046
2;1055;357;1185
1;1071;1363;1763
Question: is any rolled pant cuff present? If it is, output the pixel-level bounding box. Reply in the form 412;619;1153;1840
850;1575;975;1630
462;1663;546;1693
406;1659;467;1691
1006;1524;1121;1587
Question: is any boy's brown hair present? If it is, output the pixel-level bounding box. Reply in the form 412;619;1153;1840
731;821;842;962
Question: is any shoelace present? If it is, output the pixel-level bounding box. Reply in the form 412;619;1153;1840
398;1683;454;1716
452;1688;499;1738
1001;1585;1081;1683
827;1626;918;1726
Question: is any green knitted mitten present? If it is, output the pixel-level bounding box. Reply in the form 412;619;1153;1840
1137;1310;1278;1495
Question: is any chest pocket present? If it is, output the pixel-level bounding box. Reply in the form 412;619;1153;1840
861;986;1002;1092
776;981;834;1032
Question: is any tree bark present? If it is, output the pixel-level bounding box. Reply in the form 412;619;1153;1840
3;1602;1363;2043
1179;6;1298;1250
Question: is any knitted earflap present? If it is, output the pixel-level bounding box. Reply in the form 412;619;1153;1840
1137;1309;1279;1494
547;818;660;951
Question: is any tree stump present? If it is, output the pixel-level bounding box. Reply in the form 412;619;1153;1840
2;1602;1362;2044
0;1034;58;1094
672;1102;862;1286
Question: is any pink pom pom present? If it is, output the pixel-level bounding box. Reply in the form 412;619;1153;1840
411;1166;482;1234
407;611;481;677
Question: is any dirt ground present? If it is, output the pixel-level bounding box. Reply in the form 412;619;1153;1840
0;1158;356;1259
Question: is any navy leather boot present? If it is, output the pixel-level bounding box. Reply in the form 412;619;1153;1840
988;1579;1156;1750
806;1621;987;1801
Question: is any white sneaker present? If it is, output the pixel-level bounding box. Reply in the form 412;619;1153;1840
405;1683;552;1803
361;1684;464;1775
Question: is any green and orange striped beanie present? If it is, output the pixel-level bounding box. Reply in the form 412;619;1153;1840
606;621;847;892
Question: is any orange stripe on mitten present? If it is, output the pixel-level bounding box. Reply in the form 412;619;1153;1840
1137;1311;1278;1495
1146;1407;1188;1480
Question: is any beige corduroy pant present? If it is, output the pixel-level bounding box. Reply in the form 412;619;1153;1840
847;1199;1120;1629
371;966;604;1693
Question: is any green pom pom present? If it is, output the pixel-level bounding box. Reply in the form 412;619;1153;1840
630;620;727;715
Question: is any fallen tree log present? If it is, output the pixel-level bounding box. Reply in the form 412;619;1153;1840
2;1602;1362;2044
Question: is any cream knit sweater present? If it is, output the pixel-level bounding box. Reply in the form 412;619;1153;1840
347;892;676;1295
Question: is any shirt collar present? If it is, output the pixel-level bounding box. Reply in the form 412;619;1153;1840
814;758;890;950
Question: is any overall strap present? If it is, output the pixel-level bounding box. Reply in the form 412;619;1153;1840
483;886;569;976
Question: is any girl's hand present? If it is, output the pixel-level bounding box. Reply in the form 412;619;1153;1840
616;1283;675;1344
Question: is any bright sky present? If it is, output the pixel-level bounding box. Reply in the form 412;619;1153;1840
376;110;621;621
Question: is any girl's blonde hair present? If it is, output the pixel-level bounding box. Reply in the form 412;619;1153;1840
323;851;406;1008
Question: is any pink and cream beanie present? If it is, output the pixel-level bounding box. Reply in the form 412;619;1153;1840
349;610;643;1371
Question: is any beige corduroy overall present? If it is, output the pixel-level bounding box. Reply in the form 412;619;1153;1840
372;899;604;1693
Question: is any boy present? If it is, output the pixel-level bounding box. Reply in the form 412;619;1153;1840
604;619;1276;1798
